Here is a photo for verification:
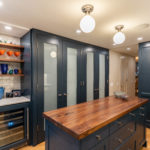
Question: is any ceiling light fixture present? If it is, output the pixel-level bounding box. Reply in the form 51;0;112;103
137;37;143;41
80;4;95;33
5;26;12;30
113;25;125;44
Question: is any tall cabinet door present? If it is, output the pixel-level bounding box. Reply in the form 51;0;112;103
85;47;95;101
63;41;85;106
36;34;63;143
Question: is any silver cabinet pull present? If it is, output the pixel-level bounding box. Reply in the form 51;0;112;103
117;138;123;143
117;121;123;126
64;93;67;96
58;94;62;96
94;89;99;92
96;135;101;141
140;107;145;110
128;128;134;133
139;113;145;117
129;113;136;117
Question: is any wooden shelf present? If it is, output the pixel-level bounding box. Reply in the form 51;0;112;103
0;59;24;63
0;74;24;77
0;43;24;49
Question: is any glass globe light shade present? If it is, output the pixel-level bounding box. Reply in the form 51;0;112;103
80;15;95;33
113;32;125;44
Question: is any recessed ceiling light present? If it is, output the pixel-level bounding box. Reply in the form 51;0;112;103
0;1;3;7
126;47;131;51
137;37;143;41
76;29;81;34
5;26;12;30
113;43;116;46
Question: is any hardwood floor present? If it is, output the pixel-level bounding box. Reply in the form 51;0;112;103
19;129;150;150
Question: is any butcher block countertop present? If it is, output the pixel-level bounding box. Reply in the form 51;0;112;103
43;96;148;140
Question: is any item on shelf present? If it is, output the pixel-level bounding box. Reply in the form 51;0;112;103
7;51;13;56
12;90;22;97
6;92;13;98
14;51;21;57
0;87;4;99
0;50;6;55
9;69;13;75
14;69;19;74
1;64;8;74
18;69;22;74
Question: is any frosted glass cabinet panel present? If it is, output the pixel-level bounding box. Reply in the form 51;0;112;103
99;54;105;98
67;48;77;106
44;43;57;111
86;52;94;101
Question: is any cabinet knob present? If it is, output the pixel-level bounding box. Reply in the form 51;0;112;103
64;93;67;96
96;135;101;141
58;94;62;96
117;138;123;143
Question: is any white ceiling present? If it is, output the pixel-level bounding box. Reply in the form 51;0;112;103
0;0;150;56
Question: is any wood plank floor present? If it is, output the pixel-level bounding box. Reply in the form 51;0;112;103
19;129;150;150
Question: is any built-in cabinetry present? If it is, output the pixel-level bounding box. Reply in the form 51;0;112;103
139;41;150;128
21;29;109;145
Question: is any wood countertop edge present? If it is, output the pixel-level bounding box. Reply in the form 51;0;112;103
43;98;148;140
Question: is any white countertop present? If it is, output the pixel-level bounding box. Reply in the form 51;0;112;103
0;96;30;107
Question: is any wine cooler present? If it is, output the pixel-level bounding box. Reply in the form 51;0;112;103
0;108;26;148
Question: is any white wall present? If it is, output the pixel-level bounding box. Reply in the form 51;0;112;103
109;51;136;97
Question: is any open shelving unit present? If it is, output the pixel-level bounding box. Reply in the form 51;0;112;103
0;58;24;63
0;74;24;77
0;43;24;49
0;43;24;77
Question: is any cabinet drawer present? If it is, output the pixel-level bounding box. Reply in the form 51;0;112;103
90;140;106;150
81;126;109;150
110;112;136;134
119;135;135;150
110;121;135;150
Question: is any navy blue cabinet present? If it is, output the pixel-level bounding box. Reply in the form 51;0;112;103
21;29;109;145
139;42;150;128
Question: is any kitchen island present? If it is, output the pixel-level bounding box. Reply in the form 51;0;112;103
43;96;148;150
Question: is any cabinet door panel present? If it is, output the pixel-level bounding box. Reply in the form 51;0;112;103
86;50;94;101
99;54;105;98
63;41;83;106
37;34;63;143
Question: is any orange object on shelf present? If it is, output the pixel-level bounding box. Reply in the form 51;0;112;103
14;51;21;57
7;51;13;56
0;50;6;55
18;69;22;74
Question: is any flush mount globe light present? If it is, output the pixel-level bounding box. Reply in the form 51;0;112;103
80;4;95;33
113;25;126;44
